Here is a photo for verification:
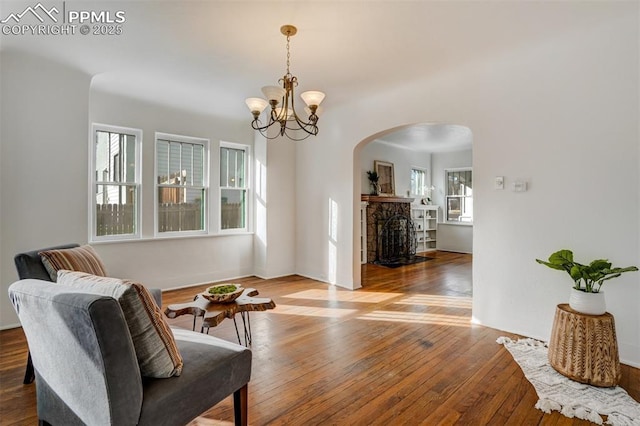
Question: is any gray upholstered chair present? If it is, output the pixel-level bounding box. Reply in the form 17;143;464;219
14;244;163;384
9;279;252;426
14;243;81;384
14;243;80;281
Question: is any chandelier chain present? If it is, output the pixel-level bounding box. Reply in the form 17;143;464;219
286;34;291;76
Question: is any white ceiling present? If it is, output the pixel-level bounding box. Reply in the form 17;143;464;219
376;124;473;153
1;1;611;146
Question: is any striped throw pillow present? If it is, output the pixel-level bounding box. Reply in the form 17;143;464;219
57;270;183;378
39;245;107;282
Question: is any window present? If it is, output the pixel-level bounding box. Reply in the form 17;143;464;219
410;168;427;196
156;133;208;235
220;142;249;231
446;169;473;223
91;124;142;241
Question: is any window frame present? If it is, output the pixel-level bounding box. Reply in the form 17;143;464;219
89;123;143;242
219;141;251;233
154;132;210;237
445;167;473;224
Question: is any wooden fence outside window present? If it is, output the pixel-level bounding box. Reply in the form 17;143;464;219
96;202;243;235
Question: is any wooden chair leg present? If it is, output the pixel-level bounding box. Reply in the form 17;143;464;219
23;351;35;384
233;384;248;426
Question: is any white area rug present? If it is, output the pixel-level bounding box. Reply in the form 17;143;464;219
497;336;640;425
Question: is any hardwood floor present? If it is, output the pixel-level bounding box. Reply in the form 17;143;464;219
1;251;638;425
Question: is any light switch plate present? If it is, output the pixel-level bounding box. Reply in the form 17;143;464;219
513;180;527;192
494;176;504;190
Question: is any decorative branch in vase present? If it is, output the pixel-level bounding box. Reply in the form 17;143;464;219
367;170;380;195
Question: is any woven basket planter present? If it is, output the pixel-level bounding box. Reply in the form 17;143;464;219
548;304;621;387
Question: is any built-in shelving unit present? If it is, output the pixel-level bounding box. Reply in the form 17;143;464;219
411;205;439;253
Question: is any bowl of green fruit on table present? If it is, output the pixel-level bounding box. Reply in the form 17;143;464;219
201;283;244;303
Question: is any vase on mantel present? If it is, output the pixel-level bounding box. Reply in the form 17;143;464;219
569;288;606;315
370;183;380;196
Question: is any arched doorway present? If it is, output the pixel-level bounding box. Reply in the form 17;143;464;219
353;123;473;287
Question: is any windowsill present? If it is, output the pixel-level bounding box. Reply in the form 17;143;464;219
440;222;473;227
91;231;254;245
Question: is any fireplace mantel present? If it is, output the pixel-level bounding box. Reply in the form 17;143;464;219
361;195;415;203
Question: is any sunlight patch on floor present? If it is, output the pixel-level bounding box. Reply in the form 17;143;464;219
282;289;402;303
394;294;472;309
272;304;358;318
357;311;471;326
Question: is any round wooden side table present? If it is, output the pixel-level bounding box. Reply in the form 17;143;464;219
548;303;621;387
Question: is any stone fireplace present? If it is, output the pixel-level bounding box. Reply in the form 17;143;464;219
377;214;417;264
362;195;415;264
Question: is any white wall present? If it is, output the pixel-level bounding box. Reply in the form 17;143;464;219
296;120;357;287
264;136;297;277
437;224;472;254
295;5;640;365
1;51;92;327
254;134;268;278
359;140;432;197
253;133;296;279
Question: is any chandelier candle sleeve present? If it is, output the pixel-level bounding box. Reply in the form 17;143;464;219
300;91;325;108
275;106;294;121
245;24;325;141
245;98;269;117
261;86;286;103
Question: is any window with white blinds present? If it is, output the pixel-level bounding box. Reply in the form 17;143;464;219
156;133;208;235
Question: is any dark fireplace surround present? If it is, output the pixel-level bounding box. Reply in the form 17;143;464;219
362;196;417;264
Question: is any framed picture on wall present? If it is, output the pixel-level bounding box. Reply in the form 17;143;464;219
374;160;395;196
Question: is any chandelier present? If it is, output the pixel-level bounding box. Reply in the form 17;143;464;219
245;25;325;141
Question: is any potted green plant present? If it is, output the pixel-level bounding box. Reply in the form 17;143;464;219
367;170;380;195
536;249;638;315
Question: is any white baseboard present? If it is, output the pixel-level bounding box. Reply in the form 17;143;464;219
254;272;297;280
0;322;21;331
162;274;254;292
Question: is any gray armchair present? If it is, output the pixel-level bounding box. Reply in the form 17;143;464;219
14;244;162;384
14;243;80;281
9;279;252;426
